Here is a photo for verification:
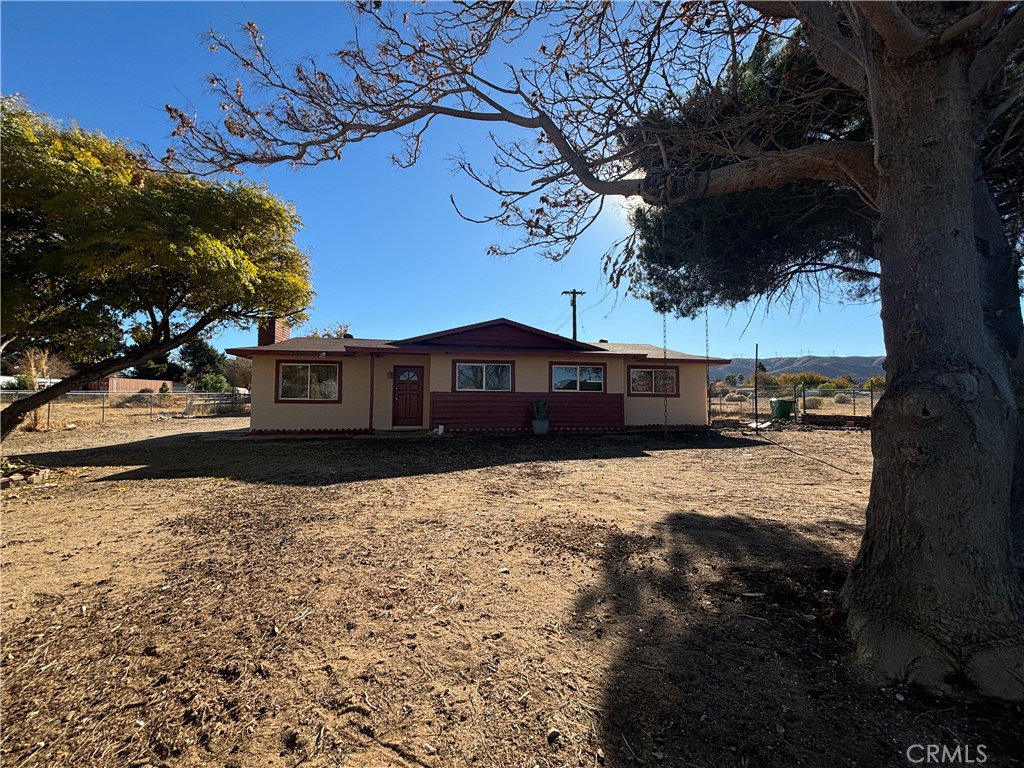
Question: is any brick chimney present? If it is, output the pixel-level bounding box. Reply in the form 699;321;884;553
257;317;290;346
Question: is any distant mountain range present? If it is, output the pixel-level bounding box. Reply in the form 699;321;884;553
710;355;886;382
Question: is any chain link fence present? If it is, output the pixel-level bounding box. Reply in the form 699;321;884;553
0;391;250;432
708;385;883;424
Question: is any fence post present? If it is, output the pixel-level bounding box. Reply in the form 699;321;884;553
101;392;106;424
870;385;874;411
47;401;51;431
853;389;857;417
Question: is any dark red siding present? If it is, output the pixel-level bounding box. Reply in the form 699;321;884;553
412;325;581;350
430;392;624;431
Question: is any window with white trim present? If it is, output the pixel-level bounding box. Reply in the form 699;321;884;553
456;363;512;391
279;363;339;400
630;368;677;395
552;365;604;392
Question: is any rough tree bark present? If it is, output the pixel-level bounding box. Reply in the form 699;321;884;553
841;42;1024;700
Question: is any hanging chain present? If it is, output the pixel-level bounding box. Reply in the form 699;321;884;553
705;307;711;424
663;311;669;439
660;209;669;439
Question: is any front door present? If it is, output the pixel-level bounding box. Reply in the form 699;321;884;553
392;366;424;427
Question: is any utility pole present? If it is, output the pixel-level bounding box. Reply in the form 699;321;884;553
562;289;586;340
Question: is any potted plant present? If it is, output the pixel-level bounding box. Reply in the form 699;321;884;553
531;399;549;435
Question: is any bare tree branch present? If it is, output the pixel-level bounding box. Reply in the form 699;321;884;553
971;5;1024;97
777;2;868;93
639;141;878;209
855;1;928;57
939;2;1010;48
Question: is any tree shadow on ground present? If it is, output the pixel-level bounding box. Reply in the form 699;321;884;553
10;429;765;487
572;511;1024;768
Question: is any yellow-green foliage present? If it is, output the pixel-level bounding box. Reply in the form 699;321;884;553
1;96;313;361
776;371;830;388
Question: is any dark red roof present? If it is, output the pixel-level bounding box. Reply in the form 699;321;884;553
398;317;603;351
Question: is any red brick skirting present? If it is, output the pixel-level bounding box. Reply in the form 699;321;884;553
247;425;709;437
443;424;709;435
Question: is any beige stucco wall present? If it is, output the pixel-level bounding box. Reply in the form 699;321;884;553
427;353;627;394
622;364;709;426
371;355;432;430
250;355;371;432
250;352;708;431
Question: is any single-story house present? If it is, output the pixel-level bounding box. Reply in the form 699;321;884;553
226;318;730;435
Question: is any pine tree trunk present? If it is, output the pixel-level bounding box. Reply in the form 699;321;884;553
842;47;1024;701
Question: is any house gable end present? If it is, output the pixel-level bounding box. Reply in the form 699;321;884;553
397;318;602;351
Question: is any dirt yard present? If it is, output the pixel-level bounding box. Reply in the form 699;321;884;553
2;418;1020;767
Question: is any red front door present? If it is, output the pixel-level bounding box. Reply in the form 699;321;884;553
392;366;424;427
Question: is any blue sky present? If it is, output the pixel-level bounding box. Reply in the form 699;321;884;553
1;1;886;359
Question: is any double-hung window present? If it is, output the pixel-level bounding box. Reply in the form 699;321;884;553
455;362;512;391
629;367;677;395
552;365;604;392
277;362;340;402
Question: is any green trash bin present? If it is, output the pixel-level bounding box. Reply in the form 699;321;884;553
769;398;794;420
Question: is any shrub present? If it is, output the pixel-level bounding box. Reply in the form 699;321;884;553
777;371;829;388
138;388;155;394
194;373;229;393
724;392;748;402
2;373;37;391
833;392;851;404
803;397;823;410
828;375;856;389
864;375;886;391
159;382;170;393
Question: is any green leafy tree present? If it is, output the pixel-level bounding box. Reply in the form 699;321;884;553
627;30;1020;318
131;354;186;382
0;98;312;438
166;3;1024;700
828;375;857;389
864;375;886;391
179;340;227;381
626;32;878;315
2;373;37;392
193;373;229;393
776;371;830;388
